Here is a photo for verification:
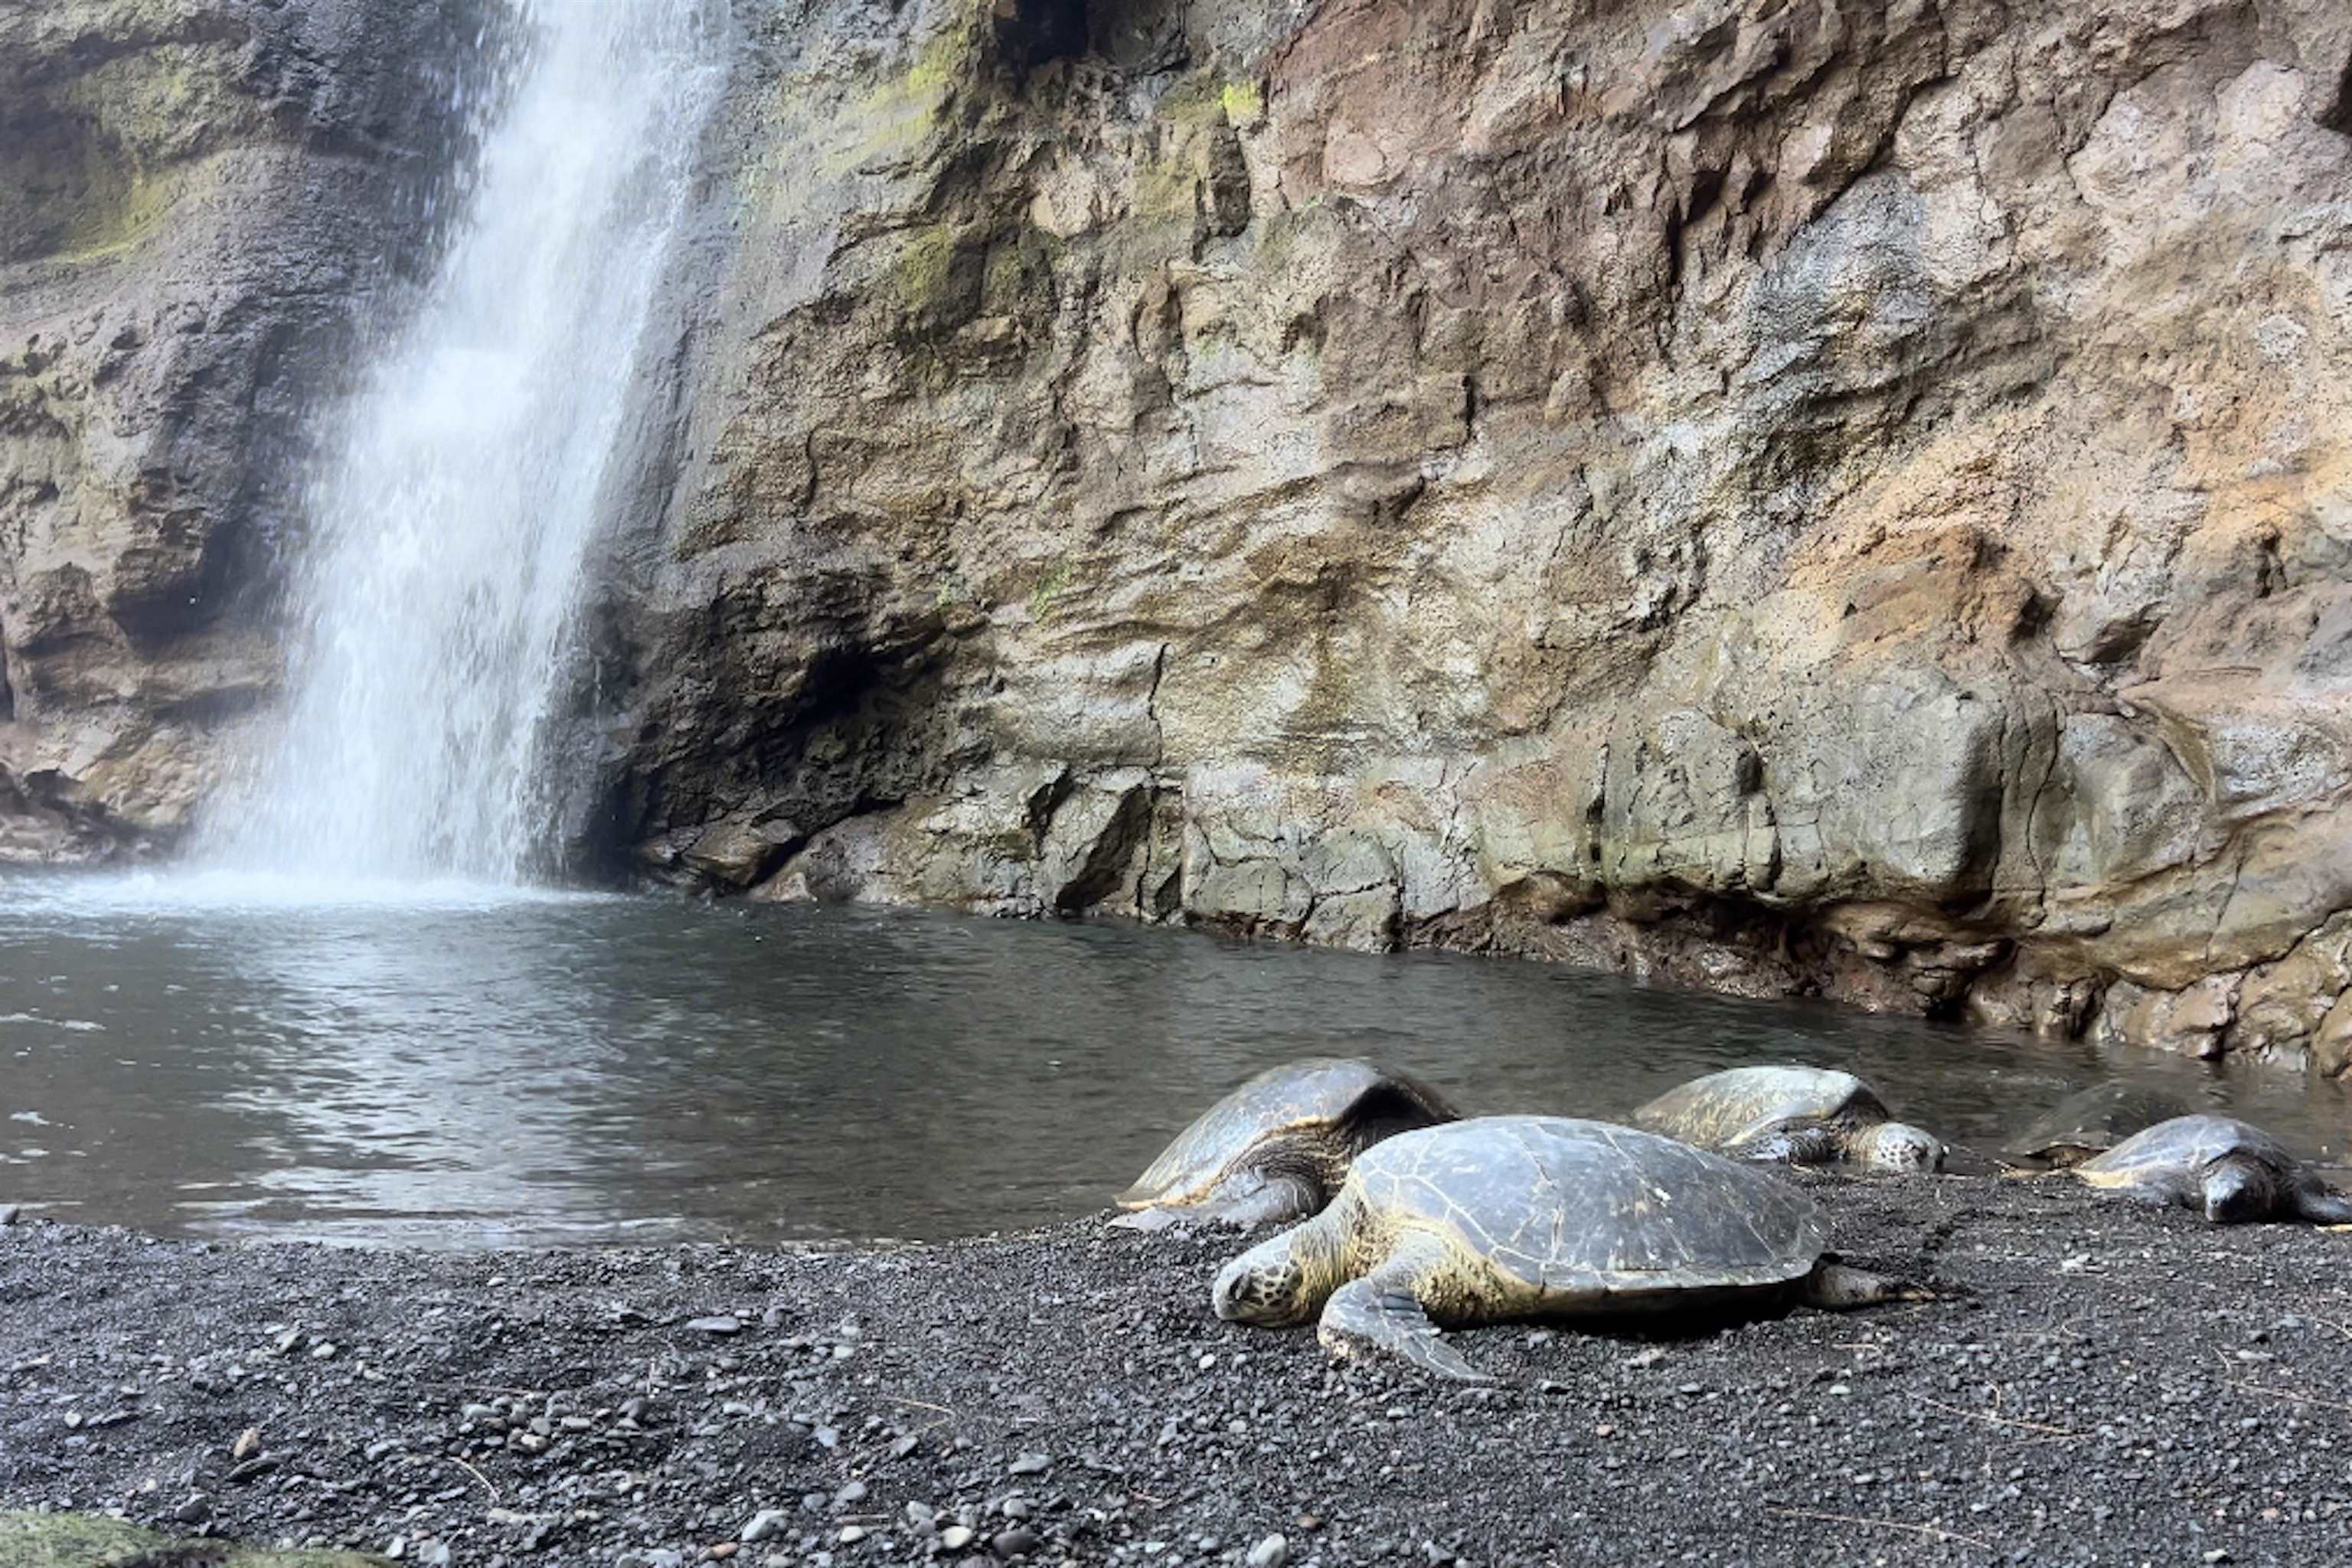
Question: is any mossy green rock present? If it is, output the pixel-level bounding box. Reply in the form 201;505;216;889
0;1511;387;1568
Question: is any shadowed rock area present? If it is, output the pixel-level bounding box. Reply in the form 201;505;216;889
13;0;2352;1067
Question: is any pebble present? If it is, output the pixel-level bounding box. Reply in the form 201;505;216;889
940;1526;977;1550
835;1481;868;1506
740;1511;790;1544
838;1526;867;1545
688;1315;744;1336
1008;1452;1050;1476
273;1329;305;1357
1246;1534;1289;1568
887;1435;920;1459
172;1494;211;1524
310;1341;339;1360
991;1527;1039;1559
814;1426;841;1449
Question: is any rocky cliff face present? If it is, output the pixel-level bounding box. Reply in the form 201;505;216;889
14;0;2352;1074
0;0;486;858
596;0;2352;1073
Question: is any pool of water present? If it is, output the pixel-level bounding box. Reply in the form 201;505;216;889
2;871;2344;1245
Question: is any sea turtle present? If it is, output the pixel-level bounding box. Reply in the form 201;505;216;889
1630;1065;1945;1171
2072;1115;2352;1224
1115;1057;1459;1228
1212;1116;1920;1380
2004;1082;2192;1168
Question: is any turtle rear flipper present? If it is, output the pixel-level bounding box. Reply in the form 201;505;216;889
1316;1241;1491;1383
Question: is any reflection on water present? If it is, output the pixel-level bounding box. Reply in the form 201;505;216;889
2;873;2344;1245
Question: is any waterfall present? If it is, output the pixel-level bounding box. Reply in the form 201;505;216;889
220;0;724;886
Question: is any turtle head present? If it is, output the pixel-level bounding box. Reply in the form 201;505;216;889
1857;1122;1945;1174
1212;1225;1339;1328
2202;1155;2275;1223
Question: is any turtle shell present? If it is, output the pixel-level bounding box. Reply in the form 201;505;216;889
2005;1083;2191;1165
1351;1116;1828;1294
1116;1057;1457;1208
2074;1115;2296;1187
1630;1065;1888;1150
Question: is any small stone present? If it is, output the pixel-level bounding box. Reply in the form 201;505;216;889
838;1526;867;1544
939;1527;976;1550
62;1412;83;1429
227;1456;280;1484
903;1503;936;1530
1008;1452;1050;1476
835;1481;868;1506
172;1494;211;1524
814;1426;840;1449
2203;1553;2232;1565
688;1316;744;1336
1246;1534;1289;1568
740;1511;790;1544
887;1435;920;1460
991;1528;1039;1559
310;1341;339;1361
704;1544;739;1562
418;1545;452;1568
365;1439;400;1462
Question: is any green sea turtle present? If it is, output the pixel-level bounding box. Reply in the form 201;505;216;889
1631;1064;1944;1171
1212;1116;1920;1380
2072;1115;2352;1224
2004;1082;2192;1168
1115;1057;1459;1228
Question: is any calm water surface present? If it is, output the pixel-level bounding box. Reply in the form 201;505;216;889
2;873;2344;1245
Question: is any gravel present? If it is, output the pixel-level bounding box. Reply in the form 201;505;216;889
3;1174;2350;1566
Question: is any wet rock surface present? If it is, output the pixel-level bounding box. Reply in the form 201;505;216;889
4;1181;2350;1566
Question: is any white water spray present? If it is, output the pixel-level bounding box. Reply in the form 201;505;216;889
220;0;724;885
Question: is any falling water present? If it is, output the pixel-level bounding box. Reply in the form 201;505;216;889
220;0;724;885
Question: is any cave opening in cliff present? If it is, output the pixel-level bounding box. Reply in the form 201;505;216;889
993;0;1090;74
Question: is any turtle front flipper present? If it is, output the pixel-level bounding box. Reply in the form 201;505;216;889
2291;1180;2352;1227
1724;1121;1841;1167
1207;1172;1326;1228
1315;1239;1490;1383
1799;1260;1929;1310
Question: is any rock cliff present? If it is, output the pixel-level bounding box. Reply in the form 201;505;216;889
0;0;488;857
15;0;2352;1073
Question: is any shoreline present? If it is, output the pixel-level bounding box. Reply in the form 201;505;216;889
7;1178;2352;1566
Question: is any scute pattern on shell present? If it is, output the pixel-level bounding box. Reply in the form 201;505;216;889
1348;1117;1828;1295
1116;1057;1448;1207
1630;1066;1886;1149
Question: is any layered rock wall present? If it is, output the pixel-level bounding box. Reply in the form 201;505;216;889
0;0;489;855
599;0;2352;1072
